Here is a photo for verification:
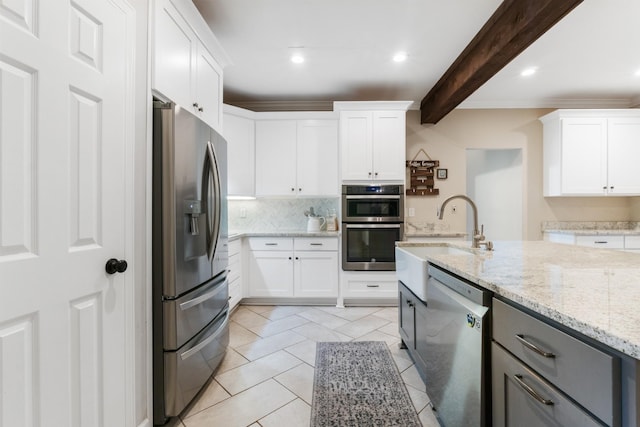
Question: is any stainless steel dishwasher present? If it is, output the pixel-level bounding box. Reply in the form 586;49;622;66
423;264;491;427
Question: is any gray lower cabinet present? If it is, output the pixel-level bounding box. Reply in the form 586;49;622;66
492;342;604;427
398;281;427;381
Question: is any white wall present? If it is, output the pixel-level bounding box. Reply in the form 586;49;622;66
405;109;637;240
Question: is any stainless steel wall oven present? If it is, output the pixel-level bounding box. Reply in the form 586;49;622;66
342;185;404;271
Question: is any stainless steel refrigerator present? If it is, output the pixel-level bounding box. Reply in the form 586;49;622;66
152;100;229;425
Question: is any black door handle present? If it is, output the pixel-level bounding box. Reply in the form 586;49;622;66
105;258;128;274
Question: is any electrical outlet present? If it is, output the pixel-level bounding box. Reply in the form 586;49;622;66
408;207;415;217
240;208;247;218
451;205;457;214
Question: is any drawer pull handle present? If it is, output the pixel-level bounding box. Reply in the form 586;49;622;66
594;241;608;244
366;284;380;288
513;374;554;406
265;243;278;246
515;334;555;358
310;243;323;246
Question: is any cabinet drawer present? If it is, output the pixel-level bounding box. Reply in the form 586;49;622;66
346;279;397;294
248;237;293;251
493;299;619;426
624;235;640;249
294;237;338;251
492;342;604;427
228;238;242;255
228;262;240;283
575;235;624;249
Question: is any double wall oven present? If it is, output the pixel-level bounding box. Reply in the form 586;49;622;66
342;185;404;271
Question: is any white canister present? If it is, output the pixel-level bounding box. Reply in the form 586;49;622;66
307;216;326;232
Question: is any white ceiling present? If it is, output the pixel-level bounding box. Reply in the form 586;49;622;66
193;0;640;112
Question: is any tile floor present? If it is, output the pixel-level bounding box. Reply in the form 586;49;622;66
171;305;441;427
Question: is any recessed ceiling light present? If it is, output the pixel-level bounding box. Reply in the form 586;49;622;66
520;67;537;77
291;54;304;64
393;52;408;63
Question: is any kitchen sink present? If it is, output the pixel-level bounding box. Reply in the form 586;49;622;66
395;244;472;301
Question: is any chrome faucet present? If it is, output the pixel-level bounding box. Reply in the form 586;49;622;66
437;194;493;250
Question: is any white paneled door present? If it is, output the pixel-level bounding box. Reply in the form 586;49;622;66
0;0;135;426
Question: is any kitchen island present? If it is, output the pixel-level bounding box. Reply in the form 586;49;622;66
396;240;640;427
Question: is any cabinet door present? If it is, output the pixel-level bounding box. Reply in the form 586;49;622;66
560;118;607;195
607;117;640;195
297;120;339;196
372;111;406;181
294;251;338;297
224;113;255;196
195;45;223;129
492;342;603;427
153;0;196;109
255;120;297;196
340;111;373;180
248;250;294;297
398;284;416;349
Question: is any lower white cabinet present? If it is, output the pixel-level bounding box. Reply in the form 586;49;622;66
228;239;242;310
247;237;338;298
341;271;398;299
544;231;640;252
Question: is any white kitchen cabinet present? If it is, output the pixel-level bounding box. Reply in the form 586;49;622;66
340;271;398;301
247;237;338;298
335;102;412;182
228;238;243;310
223;105;255;197
255;119;338;196
152;0;227;131
541;109;640;197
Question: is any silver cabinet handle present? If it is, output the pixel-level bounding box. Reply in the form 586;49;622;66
594;241;608;244
366;284;380;288
513;374;554;406
310;243;323;246
515;334;555;358
265;243;278;246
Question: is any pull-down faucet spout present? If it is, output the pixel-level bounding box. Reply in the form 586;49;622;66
438;194;493;250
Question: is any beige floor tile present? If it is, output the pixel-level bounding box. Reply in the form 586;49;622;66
292;322;352;342
258;305;310;320
228;321;261;348
165;417;185;427
334;315;390;338
216;350;303;395
316;306;382;321
297;308;351;329
354;329;400;346
392;352;415;373
258;398;311;427
234;330;306;361
377;321;400;338
242;304;273;315
405;382;430;413
230;306;271;330
401;364;426;391
418;404;440;427
284;340;318;367
274;363;315;404
182;379;296;427
248;314;309;338
371;306;399;322
216;347;249;374
182;379;230;419
388;342;413;362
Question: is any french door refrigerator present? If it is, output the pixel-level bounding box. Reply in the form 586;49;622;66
152;100;229;425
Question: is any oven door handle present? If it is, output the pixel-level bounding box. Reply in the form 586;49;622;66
344;223;402;229
344;195;401;200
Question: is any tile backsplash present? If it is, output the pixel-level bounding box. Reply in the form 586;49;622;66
228;198;339;233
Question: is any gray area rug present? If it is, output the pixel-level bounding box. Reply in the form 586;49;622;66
310;341;422;427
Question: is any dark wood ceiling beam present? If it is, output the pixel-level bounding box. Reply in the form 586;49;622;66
420;0;583;124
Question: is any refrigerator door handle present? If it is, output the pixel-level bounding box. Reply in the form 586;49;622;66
178;279;227;311
203;140;222;260
179;312;229;361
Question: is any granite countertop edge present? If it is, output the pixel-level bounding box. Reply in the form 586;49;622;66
228;231;340;241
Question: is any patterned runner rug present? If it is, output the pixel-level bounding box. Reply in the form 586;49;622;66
310;341;421;426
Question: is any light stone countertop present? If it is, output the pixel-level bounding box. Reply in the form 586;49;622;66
543;229;640;236
542;220;640;236
396;240;640;359
228;231;340;241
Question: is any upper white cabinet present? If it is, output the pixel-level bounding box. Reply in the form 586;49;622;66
223;105;256;197
335;101;412;182
541;109;640;196
255;115;339;197
152;0;229;131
